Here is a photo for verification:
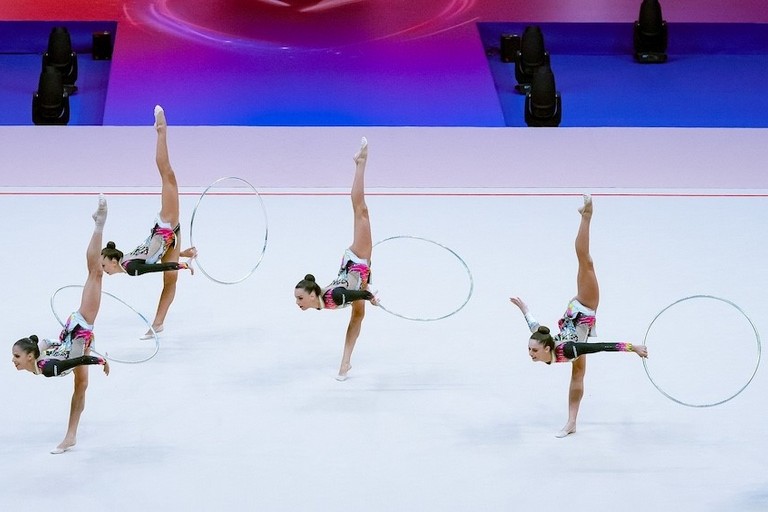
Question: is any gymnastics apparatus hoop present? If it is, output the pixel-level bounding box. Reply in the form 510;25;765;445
642;294;761;408
189;176;269;285
50;285;159;364
371;235;474;322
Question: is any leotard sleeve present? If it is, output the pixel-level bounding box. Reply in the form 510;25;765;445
523;311;540;333
39;356;107;377
330;287;374;306
123;260;190;276
560;342;634;360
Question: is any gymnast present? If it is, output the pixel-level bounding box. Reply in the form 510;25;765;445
510;195;647;438
100;105;197;338
11;195;110;454
294;137;379;381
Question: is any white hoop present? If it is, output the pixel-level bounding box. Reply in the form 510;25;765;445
189;176;269;285
371;235;474;321
642;294;761;407
50;285;159;364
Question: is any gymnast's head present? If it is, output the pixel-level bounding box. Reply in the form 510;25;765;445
100;241;124;275
528;326;555;363
12;335;40;373
294;274;322;310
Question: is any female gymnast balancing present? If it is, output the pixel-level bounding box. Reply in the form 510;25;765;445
509;195;648;438
100;105;197;338
294;137;379;381
11;195;111;454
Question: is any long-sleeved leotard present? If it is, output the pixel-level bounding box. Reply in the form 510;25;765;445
328;287;375;307
36;312;106;377
37;355;106;377
120;217;186;276
554;341;635;363
320;249;372;310
43;312;94;360
525;299;633;363
525;298;597;344
123;260;189;276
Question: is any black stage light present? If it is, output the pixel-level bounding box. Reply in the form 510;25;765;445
32;66;70;125
500;33;521;63
92;31;113;60
515;26;550;93
634;0;668;63
42;26;79;93
524;65;561;127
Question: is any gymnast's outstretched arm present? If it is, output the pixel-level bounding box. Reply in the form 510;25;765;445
40;356;109;378
561;342;648;360
124;260;192;276
330;287;378;307
509;296;540;332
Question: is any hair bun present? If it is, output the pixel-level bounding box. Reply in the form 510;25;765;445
29;334;39;342
107;241;116;249
537;326;550;335
304;274;316;282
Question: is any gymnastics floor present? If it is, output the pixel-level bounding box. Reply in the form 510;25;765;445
1;126;767;511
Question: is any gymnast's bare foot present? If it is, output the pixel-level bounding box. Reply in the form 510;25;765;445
353;137;368;166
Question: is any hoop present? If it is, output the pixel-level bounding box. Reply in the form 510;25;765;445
642;294;761;407
50;285;159;364
371;235;474;321
189;176;269;285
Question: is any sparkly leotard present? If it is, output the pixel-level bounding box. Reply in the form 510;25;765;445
36;312;104;377
121;215;181;276
321;249;371;310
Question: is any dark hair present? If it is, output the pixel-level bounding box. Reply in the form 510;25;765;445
530;325;555;352
101;241;123;261
295;274;322;296
14;335;41;359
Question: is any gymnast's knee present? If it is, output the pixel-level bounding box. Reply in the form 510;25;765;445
350;307;366;324
162;271;179;287
353;203;369;219
571;360;587;380
73;373;89;396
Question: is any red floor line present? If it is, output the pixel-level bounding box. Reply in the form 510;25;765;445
1;191;768;198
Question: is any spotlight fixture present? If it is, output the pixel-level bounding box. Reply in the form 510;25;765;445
634;0;668;63
524;65;561;127
514;26;550;93
42;26;78;93
92;31;113;61
500;33;520;63
32;66;70;125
